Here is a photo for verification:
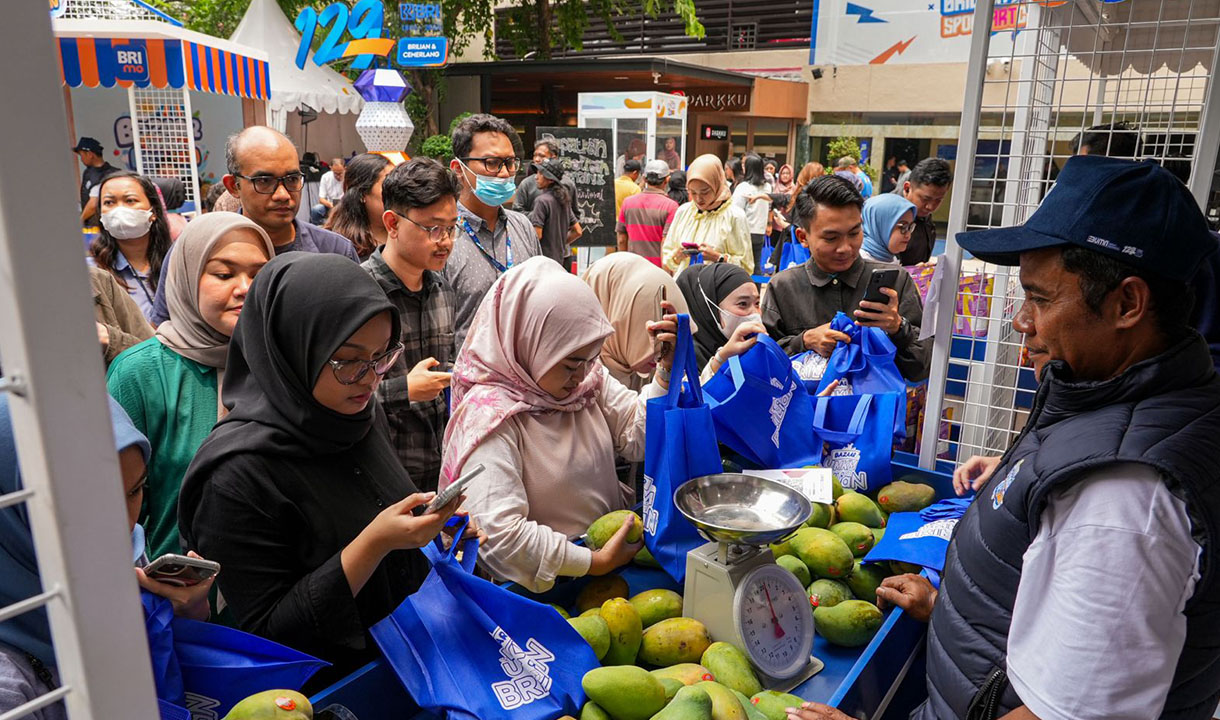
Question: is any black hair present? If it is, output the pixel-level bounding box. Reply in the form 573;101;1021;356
624;159;641;174
1060;246;1192;338
534;139;559;157
897;158;909;168
202;182;227;213
668;170;688;205
152;177;186;211
323;153;392;259
89;171;172;292
792;175;864;231
382;157;462;214
451;113;520;161
742;153;767;188
1070;122;1141;158
540;174;571;209
908;158;952;188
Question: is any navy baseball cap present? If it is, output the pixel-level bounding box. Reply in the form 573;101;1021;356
72;137;103;154
956;155;1217;282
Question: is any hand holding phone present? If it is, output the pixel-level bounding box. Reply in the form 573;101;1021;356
862;268;900;305
681;242;700;255
857;268;903;334
424;464;485;514
143;554;221;587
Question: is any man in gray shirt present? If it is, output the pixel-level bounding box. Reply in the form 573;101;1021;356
444;114;542;355
512;138;578;215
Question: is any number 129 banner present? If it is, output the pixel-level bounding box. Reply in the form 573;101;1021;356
295;0;449;70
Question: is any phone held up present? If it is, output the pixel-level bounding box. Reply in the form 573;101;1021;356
863;268;900;306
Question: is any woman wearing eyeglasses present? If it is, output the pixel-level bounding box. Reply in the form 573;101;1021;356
859;193;918;265
179;252;481;687
106;212;275;561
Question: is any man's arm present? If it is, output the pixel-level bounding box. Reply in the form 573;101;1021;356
616;231;629;252
80;196;98;225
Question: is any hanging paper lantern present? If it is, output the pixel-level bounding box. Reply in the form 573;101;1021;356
354;69;415;153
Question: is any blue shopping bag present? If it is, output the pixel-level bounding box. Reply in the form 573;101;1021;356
815;312;907;440
863;510;959;574
812;393;901;494
371;518;598;720
703;335;822;469
643;314;724;583
777;227;811;272
142;592;327;718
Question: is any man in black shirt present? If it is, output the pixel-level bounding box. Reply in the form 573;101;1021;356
894;158;951;265
73;136;117;226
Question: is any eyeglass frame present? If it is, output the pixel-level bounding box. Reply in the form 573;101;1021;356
393;212;459;243
893;221;916;236
235;172;306;195
327;342;405;385
458;156;521;174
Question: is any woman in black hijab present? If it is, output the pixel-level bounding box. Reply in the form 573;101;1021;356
179;253;475;688
676;262;763;371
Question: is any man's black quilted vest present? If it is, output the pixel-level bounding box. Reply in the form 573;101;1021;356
914;334;1220;719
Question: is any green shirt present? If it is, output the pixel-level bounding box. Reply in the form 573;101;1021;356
107;338;218;559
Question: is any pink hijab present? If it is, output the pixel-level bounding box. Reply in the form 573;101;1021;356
440;257;615;486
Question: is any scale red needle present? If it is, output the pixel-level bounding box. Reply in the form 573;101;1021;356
763;586;785;639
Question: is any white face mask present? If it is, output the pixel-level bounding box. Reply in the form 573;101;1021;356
722;311;763;339
101;206;154;240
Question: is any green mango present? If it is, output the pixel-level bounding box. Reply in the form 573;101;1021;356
551;604;571;619
694;681;749;720
222;690;311;720
700;642;763;697
639;618;713;667
789;527;854;580
652;685;714;720
876;481;937;514
806;578;852;608
813;600;884;647
775;555;811;587
599;597;644;666
835;493;886;527
804;502;835;529
731;689;769;720
870;526;886;544
568;615;612;661
629;588;684;629
651;663;714;686
634;545;662;568
581;666;666;720
577;574;630;613
587;510;644;550
750;690;807;720
890;561;923;575
659;677;686;703
831;476;845;499
580;607;603;618
769;538;794;559
845;561;889;602
828;521;874;557
581;703;612;720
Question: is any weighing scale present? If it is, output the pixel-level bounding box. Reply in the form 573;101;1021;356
676;474;825;692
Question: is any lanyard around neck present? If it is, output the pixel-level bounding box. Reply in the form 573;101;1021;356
462;219;512;274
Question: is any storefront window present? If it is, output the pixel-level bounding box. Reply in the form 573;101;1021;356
615;118;648;177
752;118;792;165
657;117;685;170
730;118;749;158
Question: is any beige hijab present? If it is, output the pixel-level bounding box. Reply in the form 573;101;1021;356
687;154;733;211
582;253;689;389
155;212;274;412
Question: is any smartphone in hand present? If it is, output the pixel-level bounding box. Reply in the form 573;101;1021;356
144;554;220;587
863;268;900;305
423;464;485;514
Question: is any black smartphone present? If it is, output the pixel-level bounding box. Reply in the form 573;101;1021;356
863;268;900;305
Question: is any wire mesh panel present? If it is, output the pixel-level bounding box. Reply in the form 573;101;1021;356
919;0;1220;467
57;0;179;24
130;86;201;208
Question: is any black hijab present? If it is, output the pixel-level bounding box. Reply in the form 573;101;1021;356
676;263;754;367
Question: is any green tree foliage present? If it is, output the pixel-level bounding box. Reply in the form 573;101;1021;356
499;0;704;61
419;134;453;161
827;132;876;182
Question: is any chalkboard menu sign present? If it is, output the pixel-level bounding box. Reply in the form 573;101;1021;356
536;126;615;247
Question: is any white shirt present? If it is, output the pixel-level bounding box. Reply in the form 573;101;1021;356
319;170;344;203
1007;463;1200;720
731;181;773;235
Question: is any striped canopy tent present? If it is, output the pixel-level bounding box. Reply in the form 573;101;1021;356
53;3;271;209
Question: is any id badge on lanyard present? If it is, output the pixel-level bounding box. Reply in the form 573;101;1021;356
462;220;512;274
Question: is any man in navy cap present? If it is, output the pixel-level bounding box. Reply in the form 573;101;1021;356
790;156;1220;720
73;136;118;226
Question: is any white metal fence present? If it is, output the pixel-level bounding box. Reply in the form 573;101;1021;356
130;87;203;207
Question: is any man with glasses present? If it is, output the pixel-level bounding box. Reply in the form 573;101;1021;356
513;138;578;215
148;127;358;325
361;158;459;490
445;114;541;354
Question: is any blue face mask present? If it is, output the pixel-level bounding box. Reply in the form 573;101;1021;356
460;160;517;206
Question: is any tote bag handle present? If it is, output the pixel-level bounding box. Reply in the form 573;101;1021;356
813;394;873;445
420;515;478;573
664;314;705;409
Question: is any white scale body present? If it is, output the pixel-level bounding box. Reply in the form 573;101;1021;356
683;541;824;691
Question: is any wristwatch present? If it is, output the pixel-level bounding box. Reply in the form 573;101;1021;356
892;317;910;337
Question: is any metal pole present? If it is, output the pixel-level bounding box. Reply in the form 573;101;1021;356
0;4;160;719
1189;29;1220;210
127;86;144;175
918;0;996;470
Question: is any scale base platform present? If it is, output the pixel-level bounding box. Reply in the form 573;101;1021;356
760;656;825;693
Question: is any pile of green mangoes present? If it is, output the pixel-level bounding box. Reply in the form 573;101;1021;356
221;690;312;719
768;478;937;648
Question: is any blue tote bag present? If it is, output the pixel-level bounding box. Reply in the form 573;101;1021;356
703;335;822;469
777;227;811;272
371;518;599;720
643;315;724;583
815;312;907;440
142;592;327;718
812;393;901;494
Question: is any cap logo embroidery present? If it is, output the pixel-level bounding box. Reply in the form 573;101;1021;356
1086;235;1120;253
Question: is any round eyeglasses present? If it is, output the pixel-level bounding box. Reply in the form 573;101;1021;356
327;343;405;385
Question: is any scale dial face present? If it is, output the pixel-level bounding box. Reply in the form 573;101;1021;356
733;563;815;680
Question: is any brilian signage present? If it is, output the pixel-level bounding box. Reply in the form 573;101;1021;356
683;88;751;113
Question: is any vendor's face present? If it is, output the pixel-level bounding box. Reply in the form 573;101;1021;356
888;209;916;255
665;138;676;151
119;446;147;531
313;311;393;415
538;339;604;399
718;282;760;319
798;204;863;275
197;229;270;337
1013;247;1121;381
